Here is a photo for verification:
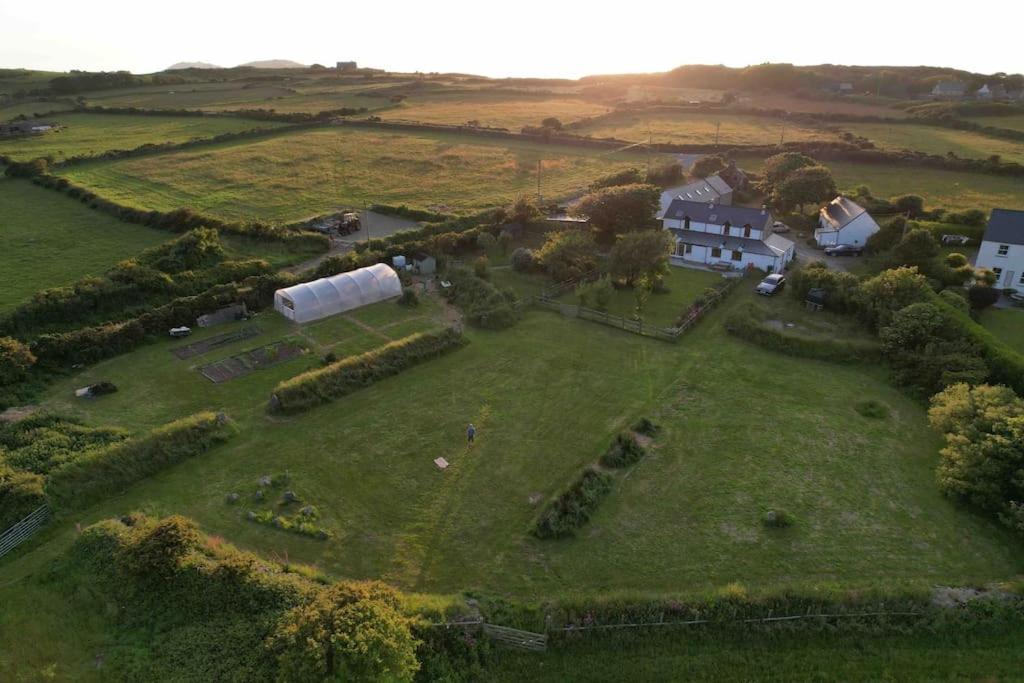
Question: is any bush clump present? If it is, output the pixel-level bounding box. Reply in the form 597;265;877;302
598;432;646;468
762;509;794;528
511;247;535;272
854;400;890;419
631;417;660;437
270;329;466;413
444;268;520;329
533;467;613;539
398;287;419;307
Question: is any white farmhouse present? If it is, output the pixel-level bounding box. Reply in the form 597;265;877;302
815;196;880;248
976;208;1024;290
661;200;794;273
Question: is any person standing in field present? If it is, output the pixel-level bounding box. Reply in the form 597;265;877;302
467;423;476;448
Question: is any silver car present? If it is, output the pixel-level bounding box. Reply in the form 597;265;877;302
755;274;786;296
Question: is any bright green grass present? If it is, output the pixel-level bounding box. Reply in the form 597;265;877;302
56;126;656;221
0;177;169;313
489;625;1024;682
738;155;1024;211
556;266;723;327
843;122;1024;163
6;291;1020;599
980;308;1024;354
966;114;1024;133
0;100;76;121
0;112;288;162
573;111;836;146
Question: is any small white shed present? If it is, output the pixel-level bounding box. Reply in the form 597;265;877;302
274;263;403;323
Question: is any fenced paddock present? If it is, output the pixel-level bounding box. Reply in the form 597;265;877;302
0;506;50;559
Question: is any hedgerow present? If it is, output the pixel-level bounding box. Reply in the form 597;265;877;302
598;433;646;468
443;268;521;329
270;328;466;413
0;464;46;529
724;305;882;364
533;467;614;539
46;411;236;510
0;414;127;475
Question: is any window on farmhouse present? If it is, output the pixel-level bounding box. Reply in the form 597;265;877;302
744;225;751;237
997;244;1010;256
684;244;693;254
723;221;731;235
1019;272;1024;286
993;267;1003;279
731;250;742;261
683;216;691;230
711;247;722;258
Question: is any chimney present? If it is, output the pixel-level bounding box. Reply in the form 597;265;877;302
761;204;767;215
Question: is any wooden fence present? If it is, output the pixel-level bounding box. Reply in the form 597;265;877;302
534;274;738;342
0;505;50;559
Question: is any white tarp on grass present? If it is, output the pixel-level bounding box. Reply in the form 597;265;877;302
273;263;403;323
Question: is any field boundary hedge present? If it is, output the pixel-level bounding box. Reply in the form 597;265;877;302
45;411;236;510
269;328;467;413
724;304;883;364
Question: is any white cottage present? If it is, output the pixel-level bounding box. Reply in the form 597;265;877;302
815;197;880;248
976;208;1024;290
661;200;794;273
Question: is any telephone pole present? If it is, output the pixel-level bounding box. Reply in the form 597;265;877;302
714;121;721;148
536;159;542;202
779;119;786;146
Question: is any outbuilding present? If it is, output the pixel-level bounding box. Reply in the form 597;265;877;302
273;263;403;323
815;196;880;248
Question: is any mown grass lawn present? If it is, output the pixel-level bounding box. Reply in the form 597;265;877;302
843;122;1024;164
0;177;169;313
737;155;1024;211
56;126;655;222
573;111;836;146
0;112;289;162
6;289;1020;601
980;308;1024;354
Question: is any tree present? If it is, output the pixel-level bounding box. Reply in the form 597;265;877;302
506;196;542;226
892;194;925;217
541;117;563;130
0;337;36;386
534;230;598;282
890;228;940;271
690;155;726;179
967;283;1000;310
268;581;419;683
510;247;534;272
857;266;933;329
865;217;905;255
762;152;817;189
608;231;670;287
929;383;1024;522
571;184;660;244
645;161;684;187
773;165;836;213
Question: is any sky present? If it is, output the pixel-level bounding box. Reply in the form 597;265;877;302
1;0;1020;78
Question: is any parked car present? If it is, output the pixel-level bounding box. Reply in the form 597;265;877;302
824;244;863;257
755;274;786;296
169;326;192;338
941;234;971;246
771;221;790;233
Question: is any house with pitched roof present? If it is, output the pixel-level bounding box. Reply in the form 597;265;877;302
661;199;794;273
815;196;880;248
930;80;966;99
976;208;1024;290
672;174;734;205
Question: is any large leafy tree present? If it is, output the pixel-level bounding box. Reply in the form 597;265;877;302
690;155;726;179
762;152;817;188
773;165;837;212
856;266;933;329
534;230;598;282
571;183;660;243
608;231;670;287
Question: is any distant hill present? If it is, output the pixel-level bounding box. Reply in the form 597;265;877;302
166;61;222;70
238;60;308;69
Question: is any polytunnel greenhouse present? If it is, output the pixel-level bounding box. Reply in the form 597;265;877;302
273;263;403;323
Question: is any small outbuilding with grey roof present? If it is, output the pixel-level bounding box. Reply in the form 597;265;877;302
975;208;1024;290
815;196;880;248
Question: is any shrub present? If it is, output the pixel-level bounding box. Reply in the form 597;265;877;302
0;337;36;385
473;256;490;280
398;287;420;307
533;467;613;539
46;411;235;510
497;232;513;255
762;509;794;528
270;329;466;413
0;464;46;530
724;306;882;364
589;167;644;190
445;269;520;329
857;267;933;329
535;230;598;282
572;184;660;243
967;284;1000;310
598;432;646;468
631;417;660;436
691;155;726;178
476;232;497;251
0;414;127;475
855;400;890;419
510;247;534;272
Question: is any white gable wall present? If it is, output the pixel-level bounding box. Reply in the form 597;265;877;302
977;240;1024;289
815;212;880;247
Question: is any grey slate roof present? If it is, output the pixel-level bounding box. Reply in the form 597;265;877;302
819;196;867;230
932;80;965;94
765;232;796;255
668;228;777;256
705;174;733;195
671;176;731;203
662;199;772;228
982;209;1024;245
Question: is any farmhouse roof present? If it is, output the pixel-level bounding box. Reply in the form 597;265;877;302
819;196;867;231
671;176;730;203
662;199;771;227
982;208;1024;245
932;80;965;94
668;228;777;256
765;232;795;256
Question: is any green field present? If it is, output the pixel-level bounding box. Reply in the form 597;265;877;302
4;280;1018;602
0;177;170;313
56;126;655;221
966;114;1024;132
380;94;611;129
572;111;836;146
0;99;76;121
737;155;1024;211
0;112;288;162
844;122;1024;163
981;308;1024;354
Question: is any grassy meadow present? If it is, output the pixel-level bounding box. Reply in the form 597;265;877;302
0;177;169;313
981;308;1024;354
0;112;289;162
0;99;76;121
56;126;655;221
380;94;611;129
965;114;1024;132
737;155;1024;210
844;122;1024;163
2;280;1018;601
572;110;836;146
